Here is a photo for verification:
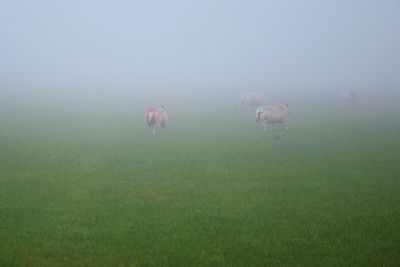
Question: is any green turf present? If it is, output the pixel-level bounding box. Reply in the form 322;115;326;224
0;108;399;266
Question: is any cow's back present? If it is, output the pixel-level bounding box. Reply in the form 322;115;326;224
260;105;288;123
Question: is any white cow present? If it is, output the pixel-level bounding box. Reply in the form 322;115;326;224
144;106;168;135
340;89;357;102
254;104;290;131
239;91;266;111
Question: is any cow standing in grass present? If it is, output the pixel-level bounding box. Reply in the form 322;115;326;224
254;104;290;131
239;91;266;111
340;89;357;102
144;106;168;135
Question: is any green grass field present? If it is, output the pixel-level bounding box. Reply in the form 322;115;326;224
1;107;399;266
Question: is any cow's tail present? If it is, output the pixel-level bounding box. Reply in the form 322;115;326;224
256;111;263;121
146;112;156;126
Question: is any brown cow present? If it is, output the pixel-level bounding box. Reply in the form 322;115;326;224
144;106;168;135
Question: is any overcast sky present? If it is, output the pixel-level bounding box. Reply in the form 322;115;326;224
1;0;399;100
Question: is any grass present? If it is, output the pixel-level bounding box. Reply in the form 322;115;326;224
0;107;399;266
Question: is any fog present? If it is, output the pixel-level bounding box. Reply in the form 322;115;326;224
1;0;400;117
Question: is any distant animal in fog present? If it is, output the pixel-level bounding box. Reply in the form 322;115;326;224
239;91;266;111
254;104;290;131
340;89;357;102
144;106;168;135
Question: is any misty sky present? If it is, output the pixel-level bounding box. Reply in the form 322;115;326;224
1;0;400;98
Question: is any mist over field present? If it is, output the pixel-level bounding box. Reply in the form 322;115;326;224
1;1;400;266
1;0;400;118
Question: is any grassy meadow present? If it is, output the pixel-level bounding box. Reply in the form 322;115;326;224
0;104;399;266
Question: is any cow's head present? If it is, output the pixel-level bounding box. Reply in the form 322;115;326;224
280;104;291;114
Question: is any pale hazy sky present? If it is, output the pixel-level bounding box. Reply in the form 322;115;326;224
1;0;399;94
